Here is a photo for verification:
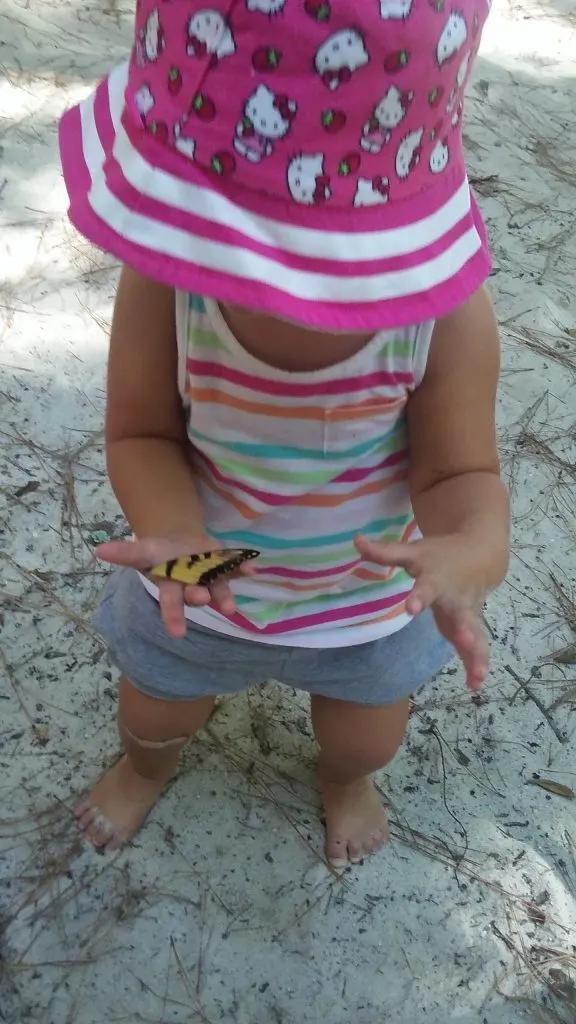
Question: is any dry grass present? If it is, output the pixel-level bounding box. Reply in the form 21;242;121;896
492;920;576;1024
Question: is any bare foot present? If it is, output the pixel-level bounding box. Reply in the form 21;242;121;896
319;775;390;868
75;757;167;853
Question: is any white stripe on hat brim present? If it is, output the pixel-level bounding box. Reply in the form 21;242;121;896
81;63;483;304
104;64;473;264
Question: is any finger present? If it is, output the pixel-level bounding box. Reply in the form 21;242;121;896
237;560;257;577
405;578;440;617
452;617;489;691
95;538;170;571
157;580;187;639
183;584;212;607
208;578;237;615
354;534;422;575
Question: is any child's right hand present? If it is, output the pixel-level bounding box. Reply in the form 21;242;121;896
95;534;256;638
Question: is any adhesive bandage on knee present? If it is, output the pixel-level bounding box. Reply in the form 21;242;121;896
120;723;188;750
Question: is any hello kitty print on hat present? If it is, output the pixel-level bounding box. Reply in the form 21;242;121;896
247;0;286;13
429;137;450;173
235;85;297;163
287;154;331;205
379;0;413;18
436;11;468;65
354;176;390;207
60;0;493;331
361;86;414;154
136;8;165;66
314;29;369;91
186;9;236;65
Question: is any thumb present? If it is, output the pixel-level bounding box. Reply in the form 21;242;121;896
95;537;188;571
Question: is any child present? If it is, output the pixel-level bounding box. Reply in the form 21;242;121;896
59;0;509;865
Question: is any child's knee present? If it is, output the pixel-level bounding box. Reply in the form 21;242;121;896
313;695;410;768
117;675;215;741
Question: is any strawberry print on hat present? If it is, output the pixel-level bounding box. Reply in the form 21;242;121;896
305;0;332;22
60;0;494;332
321;108;347;133
384;49;411;73
252;45;282;71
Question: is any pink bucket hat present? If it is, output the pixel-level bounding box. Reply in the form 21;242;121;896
59;0;492;330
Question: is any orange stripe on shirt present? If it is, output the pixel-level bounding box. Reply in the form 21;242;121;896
249;572;401;594
290;469;408;507
353;567;396;582
199;464;408;518
194;463;260;520
355;601;408;625
188;386;406;422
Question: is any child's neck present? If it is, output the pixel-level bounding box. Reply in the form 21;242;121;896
219;303;374;373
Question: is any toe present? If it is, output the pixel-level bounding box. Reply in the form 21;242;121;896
74;797;92;821
83;808;116;849
326;836;349;868
104;830;126;854
347;826;389;865
321;776;391;869
371;828;389;851
76;804;99;832
348;843;366;865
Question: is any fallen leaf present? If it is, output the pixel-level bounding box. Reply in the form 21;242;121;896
526;778;574;799
550;644;576;665
33;723;50;746
14;480;40;498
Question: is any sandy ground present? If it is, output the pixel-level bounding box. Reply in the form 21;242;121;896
1;1;576;1022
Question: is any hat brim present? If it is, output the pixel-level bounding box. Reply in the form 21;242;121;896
59;62;491;331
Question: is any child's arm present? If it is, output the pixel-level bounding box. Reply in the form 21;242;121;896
105;264;208;541
95;266;249;636
356;285;510;690
407;283;509;569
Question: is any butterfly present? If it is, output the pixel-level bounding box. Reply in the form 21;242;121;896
149;548;260;587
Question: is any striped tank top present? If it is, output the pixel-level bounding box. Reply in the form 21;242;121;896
142;293;435;647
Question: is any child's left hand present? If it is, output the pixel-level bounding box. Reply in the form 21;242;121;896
355;533;495;691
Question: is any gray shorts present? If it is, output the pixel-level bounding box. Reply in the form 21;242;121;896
93;568;453;706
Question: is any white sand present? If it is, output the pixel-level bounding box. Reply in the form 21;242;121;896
1;1;575;1021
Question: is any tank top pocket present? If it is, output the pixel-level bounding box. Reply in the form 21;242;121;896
321;396;408;458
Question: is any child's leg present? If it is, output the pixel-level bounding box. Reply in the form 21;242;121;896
310;695;410;868
76;676;215;852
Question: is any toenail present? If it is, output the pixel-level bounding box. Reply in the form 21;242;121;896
105;833;125;853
